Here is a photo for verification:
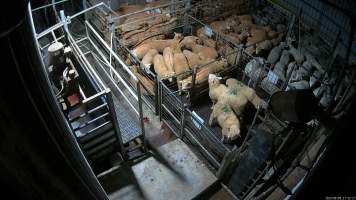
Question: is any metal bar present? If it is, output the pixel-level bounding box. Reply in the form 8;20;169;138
89;51;139;115
184;128;221;169
179;100;186;139
333;70;356;114
216;147;237;179
69;103;108;122
236;107;261;159
137;82;146;150
31;0;69;12
37;22;64;39
161;104;181;125
36;2;107;39
70;41;106;91
79;85;87;99
82;90;106;104
67;31;107;90
106;90;126;158
39;35;66;51
190;67;197;98
86;37;138;101
155;78;159;115
241;163;270;199
51;31;58;42
73;112;110;131
85;20;138;82
86;121;110;135
159;81;163;121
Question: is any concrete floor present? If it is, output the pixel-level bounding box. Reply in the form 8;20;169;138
99;139;218;200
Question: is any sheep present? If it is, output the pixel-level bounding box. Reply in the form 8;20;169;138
132;33;183;59
261;76;280;94
246;28;268;46
288;46;304;64
261;25;272;33
132;43;154;59
121;17;179;46
226;78;266;109
209;100;241;142
289;65;310;83
173;51;190;75
273;61;286;82
288;80;309;90
183;50;203;68
271;32;285;46
276;24;287;33
245;45;256;55
142;49;158;71
238;14;253;25
197;27;209;40
208;74;229;104
208;74;249;116
225;32;242;45
286;61;297;78
174;51;190;93
129;66;155;96
209;20;232;34
256;39;273;55
224;15;240;28
218;44;237;66
267;30;278;38
267;42;285;66
140;35;165;45
305;52;325;73
163;47;175;76
180;36;202;50
192;44;218;60
196;28;217;49
244;57;266;82
226;89;250;116
279;50;291;66
202;38;217;49
180;59;228;91
153;54;172;79
302;60;313;72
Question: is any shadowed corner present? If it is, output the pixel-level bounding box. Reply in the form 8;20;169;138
98;161;147;200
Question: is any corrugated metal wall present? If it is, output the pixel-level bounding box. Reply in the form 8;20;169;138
274;0;356;63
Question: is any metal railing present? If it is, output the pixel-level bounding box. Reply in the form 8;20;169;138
32;3;147;160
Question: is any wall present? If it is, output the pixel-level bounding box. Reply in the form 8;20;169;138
274;0;356;64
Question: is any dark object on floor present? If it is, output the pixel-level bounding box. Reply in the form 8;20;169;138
228;128;273;196
269;89;319;123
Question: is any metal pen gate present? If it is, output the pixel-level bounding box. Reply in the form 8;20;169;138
32;3;147;172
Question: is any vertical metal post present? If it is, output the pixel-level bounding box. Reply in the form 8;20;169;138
190;67;197;102
137;81;147;151
236;106;261;161
179;100;186;139
82;0;88;20
282;62;297;90
155;77;160;115
60;10;68;31
216;146;238;179
254;62;266;89
159;79;163;121
106;89;127;159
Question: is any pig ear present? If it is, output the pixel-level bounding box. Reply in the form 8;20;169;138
217;76;222;80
